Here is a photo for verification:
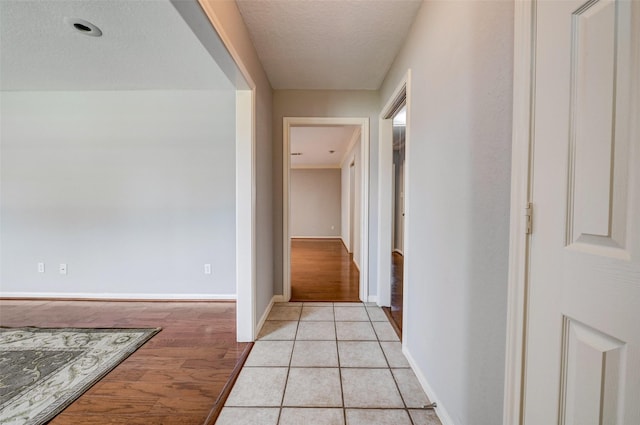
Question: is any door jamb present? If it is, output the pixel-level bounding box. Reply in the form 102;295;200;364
282;117;370;302
349;160;356;254
503;0;535;423
378;71;411;312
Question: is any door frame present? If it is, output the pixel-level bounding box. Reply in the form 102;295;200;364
349;160;356;254
378;71;411;310
392;142;405;255
503;0;535;423
282;117;370;302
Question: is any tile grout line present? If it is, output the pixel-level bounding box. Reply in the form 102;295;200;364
370;306;416;425
243;302;429;425
276;305;301;424
333;303;348;425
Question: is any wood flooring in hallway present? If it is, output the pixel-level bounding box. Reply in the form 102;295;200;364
290;238;360;302
385;252;404;333
0;300;249;425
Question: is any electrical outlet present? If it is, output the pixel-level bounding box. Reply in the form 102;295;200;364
38;263;45;273
204;264;212;275
59;264;67;275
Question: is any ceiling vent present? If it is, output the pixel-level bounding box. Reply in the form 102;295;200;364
65;18;102;37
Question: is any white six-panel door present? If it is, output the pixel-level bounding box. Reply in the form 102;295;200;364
524;0;640;424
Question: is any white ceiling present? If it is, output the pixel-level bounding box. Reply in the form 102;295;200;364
236;0;423;90
0;0;232;91
291;126;360;168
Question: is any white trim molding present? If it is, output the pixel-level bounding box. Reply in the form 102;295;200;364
234;89;257;342
378;70;411;311
255;295;285;338
403;346;454;425
0;292;237;301
503;0;535;424
283;117;370;303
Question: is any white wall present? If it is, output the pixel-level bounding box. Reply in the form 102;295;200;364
1;90;237;298
291;169;341;238
379;1;513;424
341;139;362;268
273;90;379;296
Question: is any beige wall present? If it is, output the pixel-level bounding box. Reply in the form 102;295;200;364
291;169;341;238
341;138;362;269
379;1;514;424
272;90;379;296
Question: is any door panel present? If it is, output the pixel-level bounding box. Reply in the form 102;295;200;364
524;0;640;424
567;0;633;253
561;318;626;425
569;0;616;240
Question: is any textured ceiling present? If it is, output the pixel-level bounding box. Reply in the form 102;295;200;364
236;0;423;90
291;126;360;168
0;0;232;91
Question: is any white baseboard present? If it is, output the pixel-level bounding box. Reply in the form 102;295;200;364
367;295;378;303
255;295;286;340
403;346;455;425
340;237;351;252
0;292;236;301
291;236;341;239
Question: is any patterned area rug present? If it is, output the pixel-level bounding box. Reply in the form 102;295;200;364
0;327;160;425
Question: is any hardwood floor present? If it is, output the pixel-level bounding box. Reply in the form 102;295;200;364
0;300;249;424
384;252;404;334
290;238;360;302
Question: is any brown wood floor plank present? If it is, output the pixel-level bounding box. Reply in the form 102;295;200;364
290;238;360;302
383;252;404;337
0;300;247;424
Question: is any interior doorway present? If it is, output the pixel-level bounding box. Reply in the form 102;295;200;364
393;106;406;255
388;105;406;331
349;161;356;254
283;117;370;302
378;71;410;339
176;0;257;342
505;1;640;422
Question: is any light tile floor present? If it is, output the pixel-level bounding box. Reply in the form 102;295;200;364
216;302;442;425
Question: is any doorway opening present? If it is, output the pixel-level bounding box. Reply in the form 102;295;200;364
283;117;370;302
388;105;406;330
174;0;257;341
349;161;356;255
378;71;410;339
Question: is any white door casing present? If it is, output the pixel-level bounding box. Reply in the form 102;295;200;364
350;161;356;254
514;1;640;424
282;117;370;302
378;71;411;309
